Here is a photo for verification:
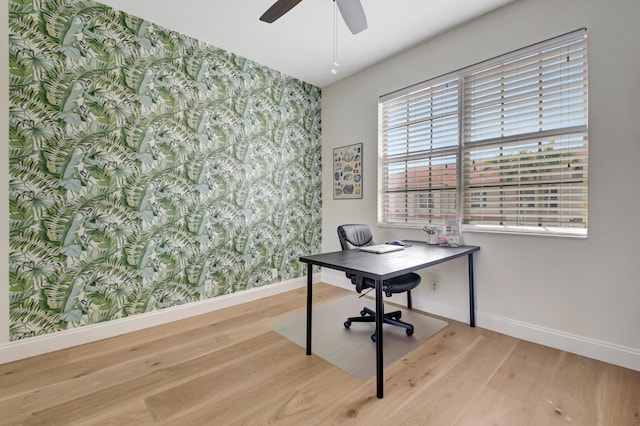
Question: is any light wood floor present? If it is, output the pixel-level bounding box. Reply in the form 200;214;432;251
1;283;639;425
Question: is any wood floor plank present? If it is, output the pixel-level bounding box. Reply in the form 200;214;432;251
316;323;471;423
0;290;292;393
1;283;639;426
382;330;519;425
169;348;360;425
486;339;561;404
319;323;517;424
77;400;156;426
0;347;71;379
0;316;284;422
0;284;345;411
452;387;535;426
597;363;640;426
12;331;285;425
0;311;249;400
251;365;362;426
143;337;305;422
530;352;615;425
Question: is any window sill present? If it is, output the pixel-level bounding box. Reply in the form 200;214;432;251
462;224;588;238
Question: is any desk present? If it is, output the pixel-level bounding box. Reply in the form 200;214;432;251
299;241;480;399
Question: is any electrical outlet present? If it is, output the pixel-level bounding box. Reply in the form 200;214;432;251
271;268;278;279
432;281;437;290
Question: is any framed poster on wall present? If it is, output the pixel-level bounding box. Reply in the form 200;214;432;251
333;143;362;199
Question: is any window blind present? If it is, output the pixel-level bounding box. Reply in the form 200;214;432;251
379;77;459;226
378;29;588;236
462;30;588;234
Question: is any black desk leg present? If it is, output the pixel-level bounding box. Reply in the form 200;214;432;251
468;253;475;328
306;262;313;355
375;278;384;398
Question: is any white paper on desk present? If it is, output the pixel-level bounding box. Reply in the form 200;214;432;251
358;244;404;254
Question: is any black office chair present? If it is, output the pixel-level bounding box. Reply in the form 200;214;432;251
337;224;421;341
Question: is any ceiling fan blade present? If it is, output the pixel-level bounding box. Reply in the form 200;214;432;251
260;0;303;23
336;0;368;34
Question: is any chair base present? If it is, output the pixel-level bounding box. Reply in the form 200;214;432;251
344;307;414;342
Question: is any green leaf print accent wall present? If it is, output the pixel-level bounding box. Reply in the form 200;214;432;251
8;0;322;340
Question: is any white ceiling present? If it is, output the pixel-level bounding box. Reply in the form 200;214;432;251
98;0;514;88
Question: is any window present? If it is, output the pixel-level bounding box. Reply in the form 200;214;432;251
378;76;459;226
378;29;588;236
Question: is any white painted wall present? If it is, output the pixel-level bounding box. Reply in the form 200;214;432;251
321;0;640;370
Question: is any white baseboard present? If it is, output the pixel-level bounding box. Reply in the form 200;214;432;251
477;311;640;372
0;277;309;365
320;271;640;372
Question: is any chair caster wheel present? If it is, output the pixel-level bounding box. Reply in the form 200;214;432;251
360;309;367;317
371;333;376;342
406;327;414;336
344;320;351;329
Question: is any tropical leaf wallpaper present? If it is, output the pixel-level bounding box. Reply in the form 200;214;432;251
7;0;322;340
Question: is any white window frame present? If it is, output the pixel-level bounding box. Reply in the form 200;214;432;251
378;75;460;228
378;29;588;237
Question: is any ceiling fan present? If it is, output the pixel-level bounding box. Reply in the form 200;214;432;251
260;0;368;35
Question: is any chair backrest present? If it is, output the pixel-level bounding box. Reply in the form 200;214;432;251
337;224;374;250
337;224;375;291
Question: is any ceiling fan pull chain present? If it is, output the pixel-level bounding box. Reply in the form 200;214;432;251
331;0;340;74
